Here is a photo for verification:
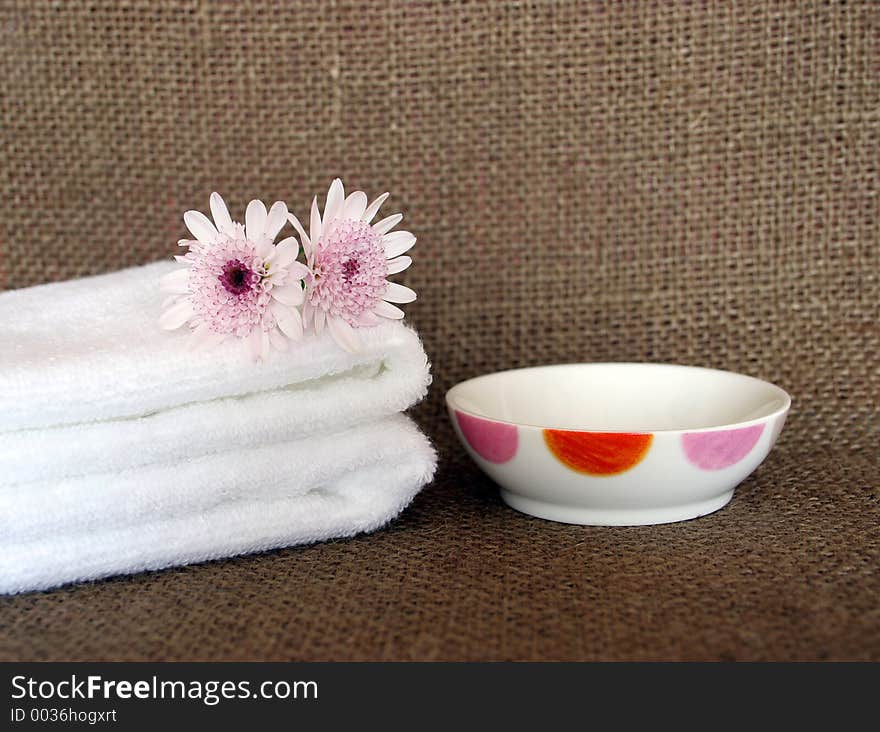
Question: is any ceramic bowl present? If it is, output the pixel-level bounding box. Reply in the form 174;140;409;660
446;363;790;526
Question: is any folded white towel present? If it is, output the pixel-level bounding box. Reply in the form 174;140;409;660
0;261;429;432
0;415;436;594
0;357;427;484
0;262;437;594
0;261;430;485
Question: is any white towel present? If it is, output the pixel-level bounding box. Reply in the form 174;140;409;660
0;355;427;484
0;261;429;432
0;415;436;594
0;262;436;594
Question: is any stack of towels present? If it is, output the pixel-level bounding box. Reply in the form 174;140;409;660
0;262;436;594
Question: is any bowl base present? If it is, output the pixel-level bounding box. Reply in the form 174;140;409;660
499;489;735;526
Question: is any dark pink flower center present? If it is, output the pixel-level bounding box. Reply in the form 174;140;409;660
219;259;257;296
341;257;360;284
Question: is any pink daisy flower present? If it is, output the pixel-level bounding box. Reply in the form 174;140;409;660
159;193;308;361
287;179;417;352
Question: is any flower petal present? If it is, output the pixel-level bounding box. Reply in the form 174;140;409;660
271;282;305;306
264;201;289;241
287;212;311;253
269;327;289;352
301;301;314;328
188;322;226;350
384;231;416;258
245;199;268;243
248;326;264;362
287;261;310;280
328;317;361;353
314;307;326;334
183;211;218;244
271;300;303;340
384;282;417;303
265;236;299;270
373;300;405;320
323;178;345;231
209;192;234;235
310;196;323;245
159;268;190;295
356;310;382;327
158;299;194;330
362;192;389;223
256;238;274;260
373;213;402;236
341;191;368;221
385;255;412;275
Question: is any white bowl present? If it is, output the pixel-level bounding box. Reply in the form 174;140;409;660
446;363;790;526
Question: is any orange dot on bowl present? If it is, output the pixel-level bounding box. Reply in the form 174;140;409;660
543;430;653;476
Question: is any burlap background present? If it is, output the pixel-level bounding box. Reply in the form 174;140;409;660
0;1;877;660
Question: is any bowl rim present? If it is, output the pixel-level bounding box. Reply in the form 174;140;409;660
445;362;792;434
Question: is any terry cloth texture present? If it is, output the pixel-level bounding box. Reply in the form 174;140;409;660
0;415;437;595
0;263;436;593
0;262;432;482
0;1;877;658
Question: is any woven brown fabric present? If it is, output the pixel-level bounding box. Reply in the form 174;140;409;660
0;1;877;660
